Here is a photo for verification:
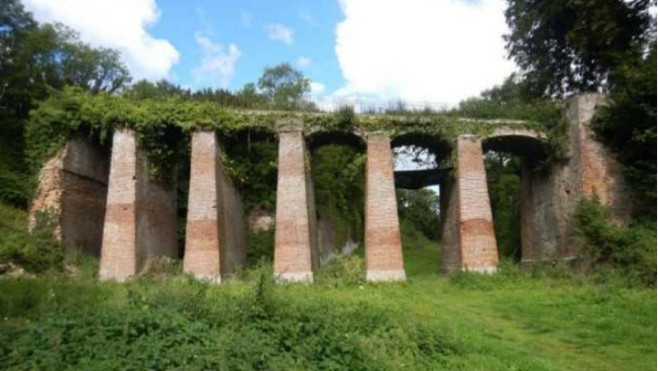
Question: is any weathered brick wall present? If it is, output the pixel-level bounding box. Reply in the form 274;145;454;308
441;135;498;273
184;131;246;282
364;133;406;281
99;129;177;281
184;131;222;280
567;94;631;223
273;124;316;282
518;164;564;262
29;137;109;256
440;176;461;273
217;153;247;277
519;94;630;263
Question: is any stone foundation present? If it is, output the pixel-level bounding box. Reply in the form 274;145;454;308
99;129;177;281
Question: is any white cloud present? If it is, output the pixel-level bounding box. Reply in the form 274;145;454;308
21;0;179;81
297;56;312;68
335;0;515;105
310;81;325;95
193;32;241;89
265;23;294;45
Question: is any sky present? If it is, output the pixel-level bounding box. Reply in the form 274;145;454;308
21;0;516;106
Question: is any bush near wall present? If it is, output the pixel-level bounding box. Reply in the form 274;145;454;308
573;196;656;287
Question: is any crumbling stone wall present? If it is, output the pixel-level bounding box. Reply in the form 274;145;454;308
518;94;630;263
29;136;109;256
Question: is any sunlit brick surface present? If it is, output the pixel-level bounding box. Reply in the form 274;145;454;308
184;131;246;282
274;128;315;282
365;133;405;282
442;135;498;273
99;129;177;281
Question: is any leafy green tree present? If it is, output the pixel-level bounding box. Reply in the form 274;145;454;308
504;0;653;97
0;0;132;207
312;145;365;246
485;152;522;260
593;43;657;216
124;79;190;100
257;63;310;109
397;188;441;241
235;83;268;108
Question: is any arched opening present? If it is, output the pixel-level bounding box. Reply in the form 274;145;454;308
307;131;367;266
390;133;451;277
481;129;551;263
219;128;279;266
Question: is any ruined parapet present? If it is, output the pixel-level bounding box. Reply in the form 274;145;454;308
441;135;498;273
184;130;246;282
364;132;406;282
99;128;177;281
29;136;109;256
273;120;318;282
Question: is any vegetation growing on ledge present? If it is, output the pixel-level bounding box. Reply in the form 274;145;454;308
26;86;565;180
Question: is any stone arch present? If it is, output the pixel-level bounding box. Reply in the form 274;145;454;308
306;130;366;152
482;127;550;165
388;131;451;276
390;132;452;190
305;130;366;269
390;132;452;163
481;126;557;264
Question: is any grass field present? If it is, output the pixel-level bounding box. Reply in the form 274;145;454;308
0;206;655;370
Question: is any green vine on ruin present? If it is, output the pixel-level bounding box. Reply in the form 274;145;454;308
26;87;567;182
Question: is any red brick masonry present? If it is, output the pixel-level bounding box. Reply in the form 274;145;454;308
365;133;406;281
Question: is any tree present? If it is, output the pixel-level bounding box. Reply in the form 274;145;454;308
257;63;310;109
397;188;441;241
235;83;268;108
504;0;653;97
124;79;190;100
0;0;132;207
593;42;657;217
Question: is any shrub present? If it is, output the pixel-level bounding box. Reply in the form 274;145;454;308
0;208;63;273
573;196;656;286
314;255;365;286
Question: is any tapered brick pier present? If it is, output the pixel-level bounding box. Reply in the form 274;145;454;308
364;132;406;282
442;135;498;273
273;122;318;282
99;128;177;281
183;130;246;282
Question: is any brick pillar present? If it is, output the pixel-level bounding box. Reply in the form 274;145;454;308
184;130;246;282
365;132;405;282
442;135;498;273
99;128;177;281
273;124;316;282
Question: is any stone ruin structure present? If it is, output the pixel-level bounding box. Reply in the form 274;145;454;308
29;94;630;283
